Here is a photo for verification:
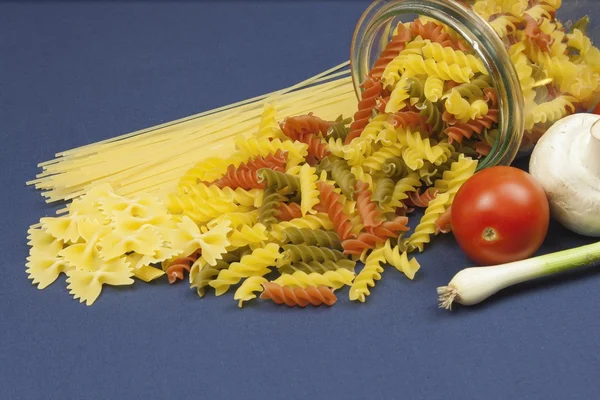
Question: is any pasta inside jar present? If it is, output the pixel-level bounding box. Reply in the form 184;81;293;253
350;0;600;167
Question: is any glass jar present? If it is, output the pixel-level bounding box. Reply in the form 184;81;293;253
350;0;600;169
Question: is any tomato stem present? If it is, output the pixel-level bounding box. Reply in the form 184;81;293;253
482;227;497;241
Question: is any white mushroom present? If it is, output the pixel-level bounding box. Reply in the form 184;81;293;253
529;113;600;237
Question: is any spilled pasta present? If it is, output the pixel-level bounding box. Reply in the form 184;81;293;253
26;0;600;307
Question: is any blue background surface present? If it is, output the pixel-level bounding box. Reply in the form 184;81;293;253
2;1;600;399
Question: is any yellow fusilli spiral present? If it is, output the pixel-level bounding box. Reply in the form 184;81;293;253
349;247;386;303
227;223;268;250
424;75;444;102
177;154;245;191
269;214;333;242
385;54;474;85
444;90;489;123
525;95;577;130
363;143;404;172
434;155;478;203
350;165;374;190
273;269;355;290
256;104;286;140
234;276;268;308
397;129;446;165
382;240;421;280
298;163;320;215
406;192;450;252
234;136;308;167
421;41;488;74
208;210;259;230
208;243;280;296
383;173;422;211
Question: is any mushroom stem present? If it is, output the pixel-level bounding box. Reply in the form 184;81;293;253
586;119;600;176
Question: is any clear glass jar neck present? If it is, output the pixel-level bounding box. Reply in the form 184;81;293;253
350;0;525;169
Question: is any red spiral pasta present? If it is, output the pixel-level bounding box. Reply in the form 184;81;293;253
216;150;287;189
483;87;498;107
276;202;303;221
474;141;491;157
304;134;330;162
523;14;554;51
375;96;390;114
316;181;355;241
342;232;386;255
387;111;429;132
434;207;453;235
260;282;337;307
346;76;383;144
443;109;499;143
369;23;413;81
280;114;333;142
370;216;410;239
406;187;439;208
165;250;201;284
355;181;384;232
411;19;468;51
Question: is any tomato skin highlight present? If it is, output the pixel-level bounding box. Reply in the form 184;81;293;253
451;166;550;266
593;101;600;115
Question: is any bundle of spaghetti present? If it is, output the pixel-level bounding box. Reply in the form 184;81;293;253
28;62;357;209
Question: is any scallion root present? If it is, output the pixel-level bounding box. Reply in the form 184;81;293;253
436;285;458;310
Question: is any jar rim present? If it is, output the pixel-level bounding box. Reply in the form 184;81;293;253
350;0;525;169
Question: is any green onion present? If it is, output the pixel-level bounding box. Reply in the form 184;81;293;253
437;241;600;310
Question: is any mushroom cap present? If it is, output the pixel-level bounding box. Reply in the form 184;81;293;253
529;113;600;237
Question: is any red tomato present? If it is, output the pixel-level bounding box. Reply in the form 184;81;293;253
451;166;550;266
593;101;600;115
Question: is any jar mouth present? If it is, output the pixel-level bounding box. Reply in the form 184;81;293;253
350;0;525;170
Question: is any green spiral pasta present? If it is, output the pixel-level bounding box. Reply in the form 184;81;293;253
189;258;234;297
258;186;286;228
443;75;493;101
257;168;300;193
282;227;342;250
330;159;356;200
326;115;352;141
278;259;356;275
372;177;395;206
278;244;345;266
405;76;425;103
380;156;409;179
416;99;444;134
